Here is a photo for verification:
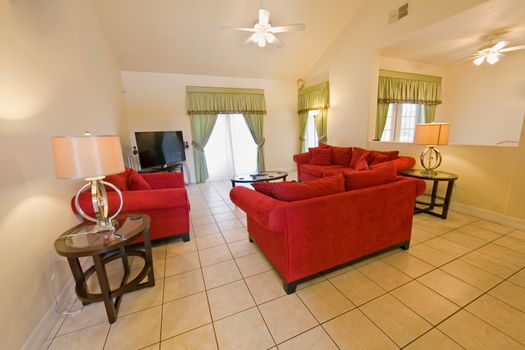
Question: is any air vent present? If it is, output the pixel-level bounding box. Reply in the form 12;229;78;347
389;2;409;24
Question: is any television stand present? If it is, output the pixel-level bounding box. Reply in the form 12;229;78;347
138;163;183;174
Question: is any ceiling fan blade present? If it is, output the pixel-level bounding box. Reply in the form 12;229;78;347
259;9;270;25
270;24;305;33
500;45;525;53
492;40;508;51
264;32;284;47
242;34;256;46
223;26;256;32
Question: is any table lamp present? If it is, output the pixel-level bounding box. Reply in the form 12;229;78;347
414;123;450;175
52;133;125;234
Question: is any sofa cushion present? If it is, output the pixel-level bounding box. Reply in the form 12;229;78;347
256;174;345;202
105;170;130;191
301;164;344;177
322;167;349;177
369;153;390;166
343;164;397;191
355;158;370;171
350;147;371;169
309;147;332;165
319;144;352;166
252;182;275;197
128;170;152;191
370;150;399;161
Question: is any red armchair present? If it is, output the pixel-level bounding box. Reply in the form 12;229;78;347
73;171;190;243
230;176;425;293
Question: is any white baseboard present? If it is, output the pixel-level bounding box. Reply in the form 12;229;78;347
451;202;525;231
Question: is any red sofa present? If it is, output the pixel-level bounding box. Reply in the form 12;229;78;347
230;176;425;293
74;170;190;243
294;146;415;182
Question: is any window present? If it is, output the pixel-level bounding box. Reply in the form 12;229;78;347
205;114;257;180
305;109;319;148
381;103;425;142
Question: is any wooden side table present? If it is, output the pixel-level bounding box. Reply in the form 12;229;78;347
401;169;458;219
54;213;154;323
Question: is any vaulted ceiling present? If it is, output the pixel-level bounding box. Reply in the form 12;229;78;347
91;0;365;80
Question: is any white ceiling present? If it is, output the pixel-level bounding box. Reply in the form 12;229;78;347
379;0;525;66
92;0;365;80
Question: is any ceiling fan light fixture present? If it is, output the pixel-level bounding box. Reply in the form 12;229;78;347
473;56;485;66
487;53;499;64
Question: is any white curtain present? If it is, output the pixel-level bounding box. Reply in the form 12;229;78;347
204;114;257;181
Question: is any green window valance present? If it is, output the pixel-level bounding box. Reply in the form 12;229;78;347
378;70;442;105
186;86;266;115
297;81;329;113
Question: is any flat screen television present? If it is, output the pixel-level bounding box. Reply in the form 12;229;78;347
135;131;186;169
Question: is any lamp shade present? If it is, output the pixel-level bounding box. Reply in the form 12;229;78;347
52;135;125;179
414;123;449;146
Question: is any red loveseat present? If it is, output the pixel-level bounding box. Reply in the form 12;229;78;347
293;145;415;182
230;175;425;293
73;170;190;243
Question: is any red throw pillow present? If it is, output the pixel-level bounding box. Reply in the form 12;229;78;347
371;150;399;161
350;147;369;168
309;147;332;165
355;158;370;171
105;170;129;191
343;164;397;191
128;169;152;191
252;182;274;197
331;146;352;167
369;153;390;166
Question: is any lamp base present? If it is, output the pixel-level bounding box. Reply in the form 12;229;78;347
420;146;442;173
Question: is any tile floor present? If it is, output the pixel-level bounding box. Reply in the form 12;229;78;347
44;179;525;349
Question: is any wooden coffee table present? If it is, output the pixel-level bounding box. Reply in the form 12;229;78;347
231;171;288;187
54;213;154;323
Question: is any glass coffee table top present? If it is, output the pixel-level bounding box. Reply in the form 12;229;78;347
232;171;288;183
401;169;458;180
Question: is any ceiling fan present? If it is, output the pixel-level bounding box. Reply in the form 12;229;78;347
225;4;305;48
472;40;525;65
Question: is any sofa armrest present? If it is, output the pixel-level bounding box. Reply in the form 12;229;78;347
230;187;288;232
292;152;309;165
73;188;190;216
371;156;415;174
395;176;426;196
141;172;184;189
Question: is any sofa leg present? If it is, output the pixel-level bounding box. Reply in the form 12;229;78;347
181;233;190;242
283;281;297;294
249;236;253;243
401;240;410;250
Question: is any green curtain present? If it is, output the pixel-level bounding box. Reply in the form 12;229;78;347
242;113;265;172
189;114;218;183
376;70;442;139
298;111;308;152
297;81;329;150
186;86;266;114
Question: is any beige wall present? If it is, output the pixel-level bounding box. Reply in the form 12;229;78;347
305;0;525;221
0;1;126;348
121;71;298;182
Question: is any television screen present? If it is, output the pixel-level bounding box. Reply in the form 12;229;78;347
135;131;186;169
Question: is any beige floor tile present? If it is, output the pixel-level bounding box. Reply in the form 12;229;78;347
447;211;478;224
160;324;217;350
161;292;212;340
424;237;471;257
221;228;249;243
413;218;458;235
164;252;200;277
381;252;434;278
509;230;525;241
213;212;237;222
489;281;525;312
119;278;164;316
296;276;326;290
190;209;213;219
191;215;215;227
404;329;463;350
105;306;162;350
217;219;244;231
407;244;455;267
58;301;108;336
49;323;109;350
471;219;514;234
193;223;220;237
441;259;502;291
227;239;260;258
323;309;397;350
140;343;159;350
196;234;226;250
259;294;318;343
411;227;436;243
417;269;482;306
166;240;197;257
456;224;502;241
461;251;521;278
360;294;431;347
494;235;525;254
477;243;525;267
357;260;412;290
466;294;525;344
297;280;354;322
278;326;338;350
207;280;255;320
198;245;233;267
509;269;525;288
235;252;272;278
329;269;385;306
202;260;242;289
245;270;286;304
390;281;459;325
438;310;524;350
214;307;274;350
210;206;232;215
164;269;205;302
151;244;167;262
441;230;490;249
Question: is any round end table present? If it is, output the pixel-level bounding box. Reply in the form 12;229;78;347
231;171;288;187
